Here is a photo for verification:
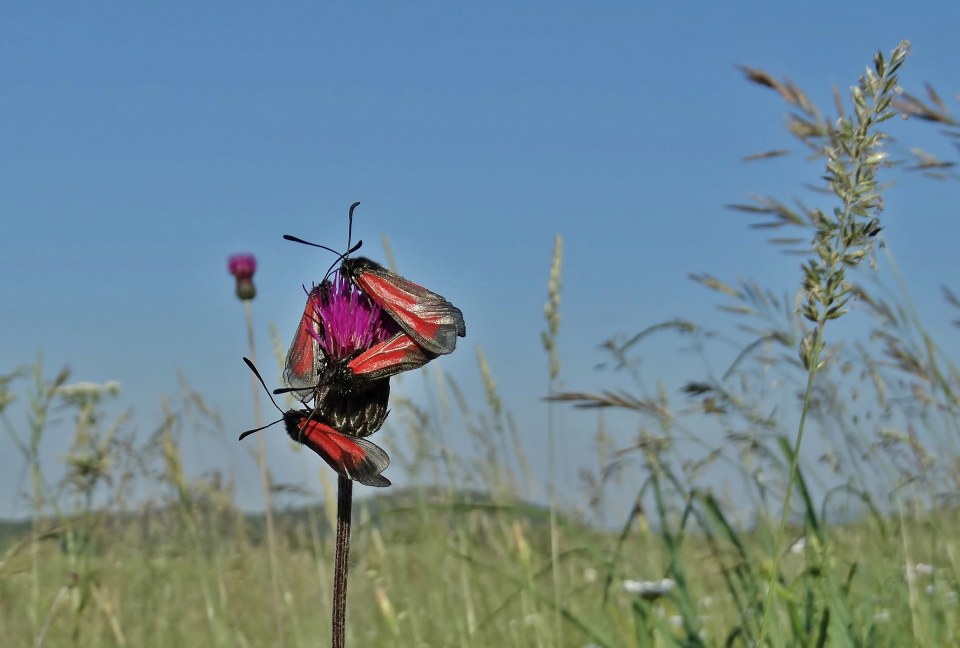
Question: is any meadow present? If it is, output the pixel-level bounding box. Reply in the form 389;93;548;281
4;41;960;647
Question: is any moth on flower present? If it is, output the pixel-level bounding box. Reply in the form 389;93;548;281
240;203;466;487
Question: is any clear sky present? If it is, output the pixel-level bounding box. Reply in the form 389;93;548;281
3;3;960;519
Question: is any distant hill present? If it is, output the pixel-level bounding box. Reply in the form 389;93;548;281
0;486;573;552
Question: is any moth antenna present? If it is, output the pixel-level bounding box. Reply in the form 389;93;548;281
269;384;325;409
272;386;304;396
239;358;291;441
347;201;360;255
238;419;282;442
281;235;343;255
321;201;362;283
321;239;363;284
243;357;285;413
241;358;325;446
285;203;364;283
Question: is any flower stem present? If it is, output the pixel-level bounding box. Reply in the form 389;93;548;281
332;476;353;648
243;300;285;646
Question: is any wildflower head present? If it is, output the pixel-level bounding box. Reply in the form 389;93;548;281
790;537;807;555
903;562;936;583
309;271;398;363
228;253;257;300
623;578;676;601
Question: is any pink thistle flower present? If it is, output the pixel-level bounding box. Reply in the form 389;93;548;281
294;271;400;438
309;271;398;363
228;253;257;300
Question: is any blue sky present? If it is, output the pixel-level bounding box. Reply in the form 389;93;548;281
2;3;960;519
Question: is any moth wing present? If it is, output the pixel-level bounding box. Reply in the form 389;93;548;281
346;258;466;356
293;415;391;487
347;331;436;381
283;288;324;394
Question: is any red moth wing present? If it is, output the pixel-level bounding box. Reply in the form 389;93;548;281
283;288;325;393
285;411;390;487
347;331;436;381
342;257;466;356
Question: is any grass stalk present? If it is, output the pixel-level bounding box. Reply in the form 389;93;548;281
25;359;68;643
242;299;285;646
542;234;563;645
34;584;69;648
757;41;909;644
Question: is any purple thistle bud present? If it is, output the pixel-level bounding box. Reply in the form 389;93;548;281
228;253;257;300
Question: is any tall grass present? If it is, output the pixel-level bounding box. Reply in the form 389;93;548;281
3;39;960;646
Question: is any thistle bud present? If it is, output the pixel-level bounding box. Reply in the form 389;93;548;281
227;253;257;300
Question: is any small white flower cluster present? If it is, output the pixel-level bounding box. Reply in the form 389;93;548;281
57;380;121;413
624;578;676;599
903;562;935;583
58;380;121;402
901;563;957;603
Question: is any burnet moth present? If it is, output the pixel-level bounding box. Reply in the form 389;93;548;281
341;256;466;357
280;202;466;399
282;288;439;398
239;357;390;487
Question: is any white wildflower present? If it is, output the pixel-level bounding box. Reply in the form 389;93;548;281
904;562;935;583
624;578;676;600
59;381;121;398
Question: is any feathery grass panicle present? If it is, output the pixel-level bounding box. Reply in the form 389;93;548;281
541;235;563;385
752;41;911;642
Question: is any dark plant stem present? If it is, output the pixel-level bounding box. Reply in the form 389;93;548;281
332;476;353;648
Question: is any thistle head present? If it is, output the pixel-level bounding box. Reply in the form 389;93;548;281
227;253;257;300
309;271;397;362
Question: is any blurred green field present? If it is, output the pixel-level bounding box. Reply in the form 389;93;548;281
4;40;960;647
0;466;957;646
